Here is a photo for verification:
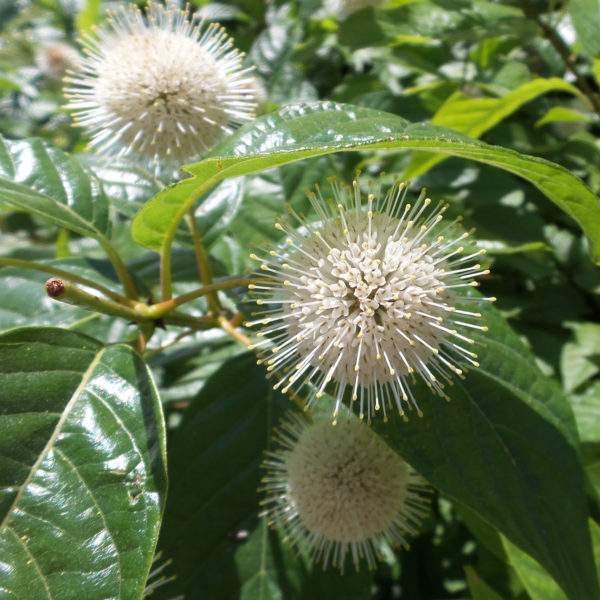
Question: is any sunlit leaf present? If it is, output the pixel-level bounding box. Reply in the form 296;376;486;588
131;103;600;264
403;78;582;178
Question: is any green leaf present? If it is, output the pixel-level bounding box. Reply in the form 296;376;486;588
403;78;582;179
369;300;598;600
155;353;373;599
75;0;101;33
561;322;600;393
89;161;162;219
569;0;600;58
594;59;600;88
154;352;298;599
502;537;566;600
571;381;600;444
185;177;245;248
0;327;167;600
536;106;597;127
504;521;600;600
0;136;111;240
571;382;600;498
339;1;533;49
0;265;91;331
131;103;600;264
465;565;504;600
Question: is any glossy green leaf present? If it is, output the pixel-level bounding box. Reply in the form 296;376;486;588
503;520;600;600
403;78;581;179
89;161;162;219
187;177;244;248
0;135;111;240
154;353;373;599
0;327;167;600
569;0;600;58
131;103;600;264
369;299;598;600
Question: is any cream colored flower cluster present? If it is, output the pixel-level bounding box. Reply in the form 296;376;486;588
64;1;256;170
248;174;493;422
261;415;429;572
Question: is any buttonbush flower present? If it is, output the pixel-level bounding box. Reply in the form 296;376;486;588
36;42;81;80
247;174;493;421
64;1;256;169
260;415;429;571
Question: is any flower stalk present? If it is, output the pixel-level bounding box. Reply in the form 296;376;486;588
44;277;219;331
0;257;133;305
45;277;146;321
187;207;220;315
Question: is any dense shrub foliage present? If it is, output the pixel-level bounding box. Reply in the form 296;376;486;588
0;1;599;599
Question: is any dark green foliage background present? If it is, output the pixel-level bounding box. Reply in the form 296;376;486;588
0;1;599;599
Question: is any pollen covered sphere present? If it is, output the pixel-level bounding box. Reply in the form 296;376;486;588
64;1;256;168
261;416;429;571
248;174;493;421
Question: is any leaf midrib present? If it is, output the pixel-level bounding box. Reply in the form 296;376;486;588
0;176;107;241
0;346;107;535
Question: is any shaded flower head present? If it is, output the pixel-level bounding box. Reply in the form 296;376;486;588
64;1;256;169
36;42;81;80
247;173;493;421
260;414;429;571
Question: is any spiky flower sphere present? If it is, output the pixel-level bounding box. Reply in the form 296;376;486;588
64;1;256;169
261;415;429;571
247;174;493;421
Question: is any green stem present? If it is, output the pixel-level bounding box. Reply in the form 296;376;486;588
100;241;138;301
160;247;172;302
46;277;220;332
155;178;218;304
135;321;156;355
187;207;220;314
161;312;218;329
147;277;270;318
519;0;600;116
45;277;148;321
0;257;133;305
143;328;195;360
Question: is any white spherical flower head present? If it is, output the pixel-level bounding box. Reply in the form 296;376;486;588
261;415;429;571
247;174;494;421
64;1;256;169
